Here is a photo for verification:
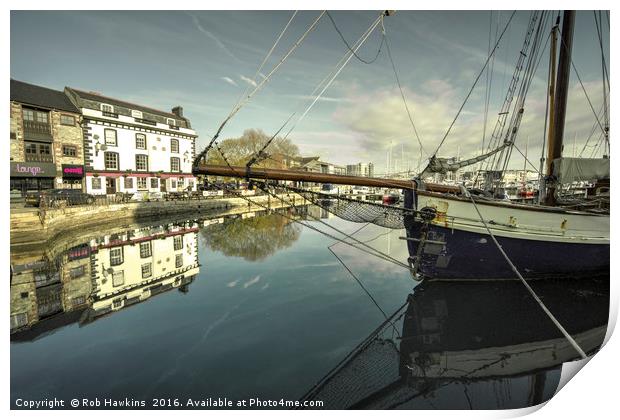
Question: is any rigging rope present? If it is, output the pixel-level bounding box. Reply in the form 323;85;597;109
231;11;299;112
193;11;326;167
460;186;587;359
326;11;385;64
428;10;517;161
385;33;427;164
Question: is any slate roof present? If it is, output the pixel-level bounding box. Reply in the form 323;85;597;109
10;79;79;113
68;88;181;120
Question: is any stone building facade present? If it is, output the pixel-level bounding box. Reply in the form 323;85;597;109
10;79;85;195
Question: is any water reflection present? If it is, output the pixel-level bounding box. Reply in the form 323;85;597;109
10;221;200;340
202;208;309;261
301;276;608;409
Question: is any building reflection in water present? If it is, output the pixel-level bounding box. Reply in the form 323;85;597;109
10;220;200;340
300;276;609;409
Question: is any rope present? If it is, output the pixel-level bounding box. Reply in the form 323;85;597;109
230;10;299;112
326;11;385;64
460;186;587;359
193;11;326;167
429;10;516;159
385;33;427;161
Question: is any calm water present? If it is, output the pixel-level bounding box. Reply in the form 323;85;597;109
10;206;609;409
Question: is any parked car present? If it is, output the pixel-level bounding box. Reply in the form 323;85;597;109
26;189;95;207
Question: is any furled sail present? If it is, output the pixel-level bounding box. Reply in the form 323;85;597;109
422;142;512;175
552;157;610;183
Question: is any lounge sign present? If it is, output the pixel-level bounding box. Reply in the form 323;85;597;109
10;161;57;177
62;164;85;178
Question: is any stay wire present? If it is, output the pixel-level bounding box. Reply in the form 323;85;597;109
326;11;385;64
461;187;587;360
430;11;517;159
194;11;326;167
385;32;427;160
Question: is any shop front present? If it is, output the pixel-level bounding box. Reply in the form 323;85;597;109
10;161;57;197
60;164;85;190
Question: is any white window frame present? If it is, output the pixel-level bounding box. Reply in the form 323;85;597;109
131;110;143;118
167;118;176;126
100;103;115;113
104;129;117;146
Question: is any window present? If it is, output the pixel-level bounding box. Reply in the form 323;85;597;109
25;143;38;154
136;154;148;171
110;247;124;266
112;270;125;287
92;177;102;189
124;177;134;189
173;236;183;251
150;178;159;189
72;296;86;306
63;145;77;157
104;152;119;170
135;133;146;149
140;242;152;258
175;254;183;268
167;118;176;126
141;263;152;278
137;178;147;190
131;110;143;118
178;177;185;186
171;139;179;153
188;180;194;189
10;313;28;330
170;179;177;189
101;103;114;113
60;115;76;126
23;108;48;123
104;129;117;146
69;265;86;279
170;157;180;172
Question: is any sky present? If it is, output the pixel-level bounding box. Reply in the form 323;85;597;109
10;10;610;175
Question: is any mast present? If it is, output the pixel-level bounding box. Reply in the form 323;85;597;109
545;10;575;206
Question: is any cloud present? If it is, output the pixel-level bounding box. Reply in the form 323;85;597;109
243;275;261;288
227;280;239;288
188;13;242;63
221;76;238;87
331;76;607;174
240;75;258;87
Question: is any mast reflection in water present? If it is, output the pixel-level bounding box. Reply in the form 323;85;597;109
300;276;608;409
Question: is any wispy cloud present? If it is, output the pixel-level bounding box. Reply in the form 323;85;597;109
243;275;261;288
189;13;242;63
239;74;258;87
221;76;238;87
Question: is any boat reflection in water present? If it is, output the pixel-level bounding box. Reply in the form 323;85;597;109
300;275;608;409
10;220;200;340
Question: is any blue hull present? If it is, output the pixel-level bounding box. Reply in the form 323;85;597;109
403;215;610;280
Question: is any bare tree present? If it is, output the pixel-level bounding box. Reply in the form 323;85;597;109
206;128;300;168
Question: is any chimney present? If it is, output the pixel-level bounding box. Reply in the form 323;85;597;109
172;106;184;118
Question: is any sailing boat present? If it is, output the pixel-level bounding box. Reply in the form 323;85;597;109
401;10;609;280
193;10;609;280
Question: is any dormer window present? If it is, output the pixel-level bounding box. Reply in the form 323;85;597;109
101;103;114;113
131;110;143;119
167;118;176;126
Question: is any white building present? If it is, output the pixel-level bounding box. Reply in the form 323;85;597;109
65;88;198;195
346;162;374;178
89;221;200;312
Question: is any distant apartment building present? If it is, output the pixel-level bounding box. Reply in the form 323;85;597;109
10;79;85;195
346;162;374;178
64;88;198;195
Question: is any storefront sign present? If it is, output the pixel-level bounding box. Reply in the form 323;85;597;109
10;162;57;177
62;164;85;178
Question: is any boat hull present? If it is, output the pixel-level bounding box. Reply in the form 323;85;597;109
403;192;610;280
